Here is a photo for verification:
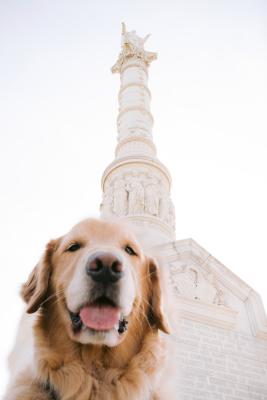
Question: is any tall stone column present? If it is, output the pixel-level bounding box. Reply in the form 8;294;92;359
101;23;176;245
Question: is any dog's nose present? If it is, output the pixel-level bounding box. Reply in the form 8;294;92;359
86;252;124;283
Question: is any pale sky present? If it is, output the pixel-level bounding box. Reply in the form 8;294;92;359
0;0;266;393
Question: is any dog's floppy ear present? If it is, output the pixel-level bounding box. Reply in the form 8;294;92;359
21;239;57;314
147;257;171;334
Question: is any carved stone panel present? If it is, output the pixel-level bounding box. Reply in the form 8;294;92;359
169;261;228;307
101;168;175;231
113;178;128;215
126;180;145;214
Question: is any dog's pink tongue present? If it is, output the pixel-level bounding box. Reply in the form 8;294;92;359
80;306;120;331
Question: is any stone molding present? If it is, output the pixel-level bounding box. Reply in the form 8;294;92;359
101;156;172;191
119;83;151;99
175;295;237;330
158;238;267;339
115;135;157;157
124;214;175;240
245;290;267;340
117;106;154;123
117;129;152;142
120;62;149;76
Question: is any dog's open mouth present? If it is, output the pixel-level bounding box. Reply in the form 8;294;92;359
70;296;121;332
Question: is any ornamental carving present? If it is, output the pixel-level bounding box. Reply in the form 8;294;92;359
113;179;128;215
126;180;145;214
145;180;160;216
101;170;175;230
100;187;113;216
169;262;228;306
112;23;157;73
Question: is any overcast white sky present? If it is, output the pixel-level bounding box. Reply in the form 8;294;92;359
0;0;266;393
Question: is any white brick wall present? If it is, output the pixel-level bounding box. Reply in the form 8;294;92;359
171;319;267;400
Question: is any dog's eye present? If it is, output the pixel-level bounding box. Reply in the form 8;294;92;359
67;243;81;252
124;245;137;256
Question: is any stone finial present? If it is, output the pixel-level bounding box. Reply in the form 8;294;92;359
111;22;157;73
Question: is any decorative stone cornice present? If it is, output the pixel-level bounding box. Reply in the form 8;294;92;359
101;156;172;191
246;290;267;340
157;238;267;340
125;214;175;240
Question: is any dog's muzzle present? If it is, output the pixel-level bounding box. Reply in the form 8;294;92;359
69;251;129;334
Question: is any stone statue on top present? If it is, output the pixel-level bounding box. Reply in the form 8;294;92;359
112;22;157;73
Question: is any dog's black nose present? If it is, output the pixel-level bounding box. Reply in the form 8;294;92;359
86;252;124;283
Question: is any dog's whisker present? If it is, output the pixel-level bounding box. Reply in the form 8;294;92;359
139;271;156;284
40;290;68;311
40;290;64;307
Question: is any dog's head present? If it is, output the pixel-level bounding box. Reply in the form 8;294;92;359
21;219;170;347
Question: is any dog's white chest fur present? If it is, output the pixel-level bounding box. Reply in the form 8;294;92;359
7;312;36;386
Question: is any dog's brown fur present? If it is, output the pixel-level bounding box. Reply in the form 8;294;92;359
6;219;170;400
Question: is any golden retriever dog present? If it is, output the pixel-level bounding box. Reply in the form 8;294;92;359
5;218;173;400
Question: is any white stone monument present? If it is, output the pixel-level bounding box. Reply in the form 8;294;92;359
101;24;267;399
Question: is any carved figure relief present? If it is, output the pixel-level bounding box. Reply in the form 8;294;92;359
145;181;160;216
113;179;128;216
126;180;145;214
102;169;176;231
213;288;227;306
204;271;227;306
